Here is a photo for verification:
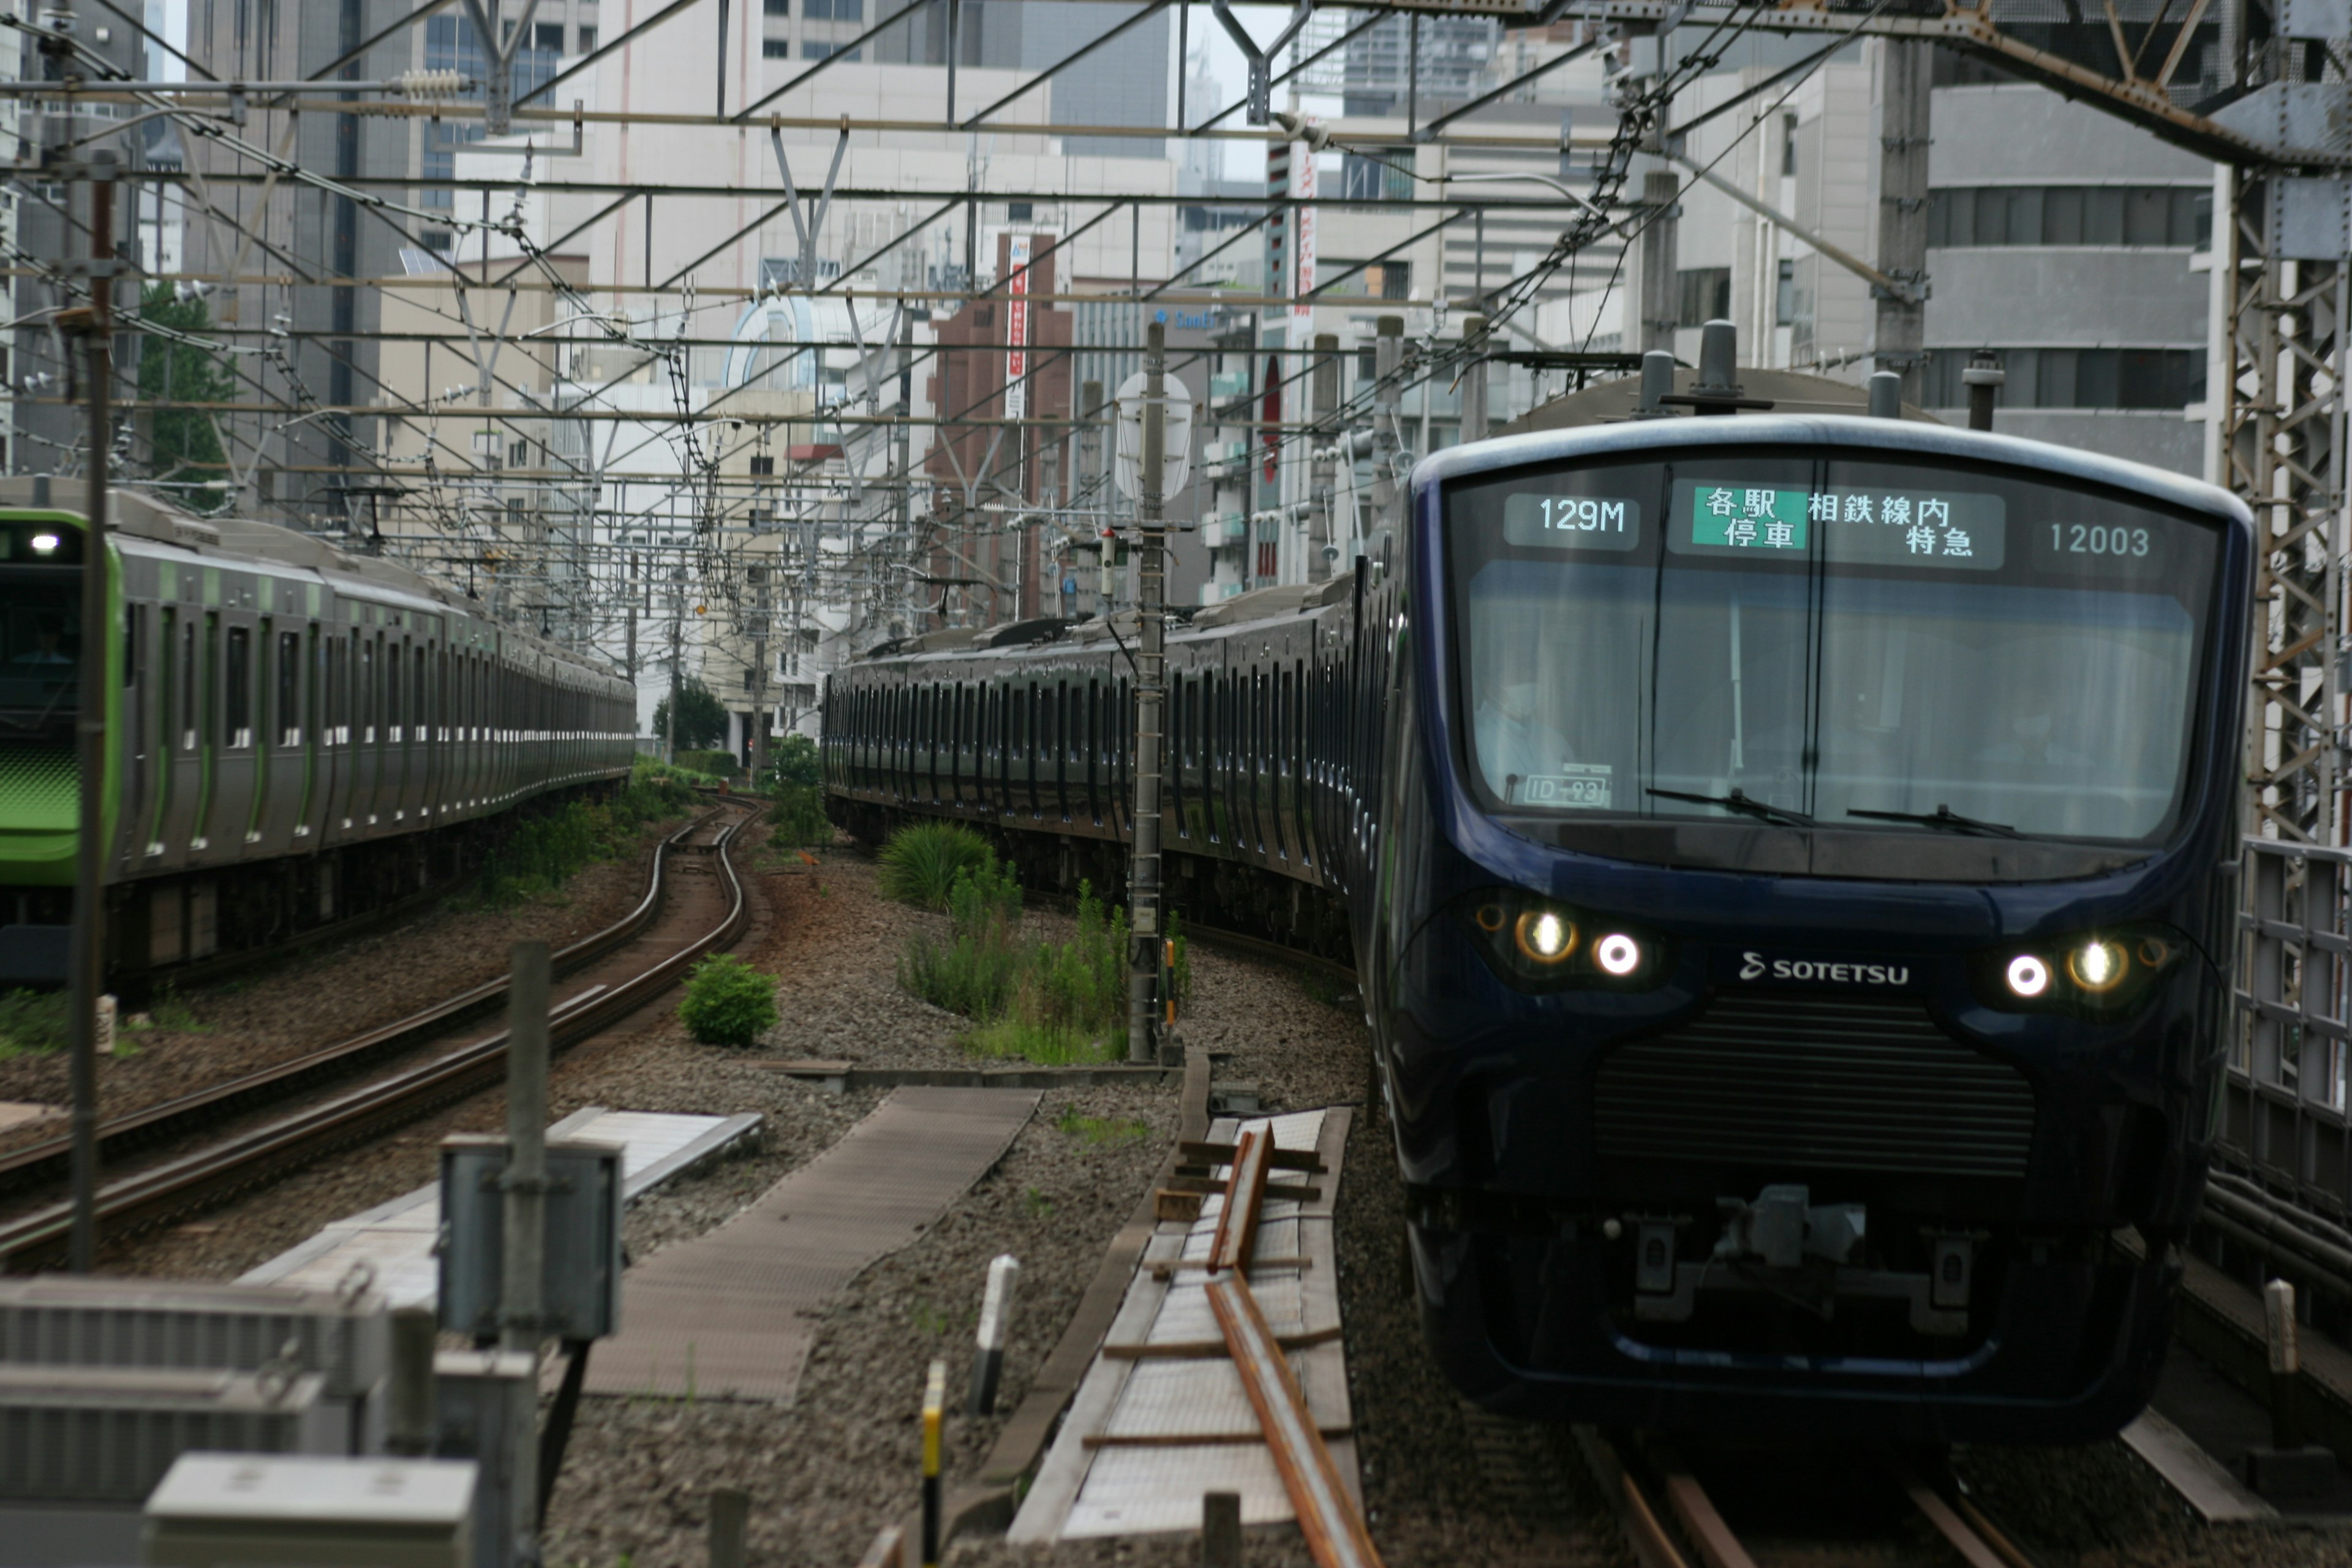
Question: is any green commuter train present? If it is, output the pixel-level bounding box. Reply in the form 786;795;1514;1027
0;480;637;984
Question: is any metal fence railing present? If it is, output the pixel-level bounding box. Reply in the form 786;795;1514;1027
2228;838;2352;1222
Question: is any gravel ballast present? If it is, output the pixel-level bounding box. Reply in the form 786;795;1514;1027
96;832;2352;1566
0;818;682;1152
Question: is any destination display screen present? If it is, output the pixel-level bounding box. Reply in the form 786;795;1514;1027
1501;492;1642;551
1670;482;2007;570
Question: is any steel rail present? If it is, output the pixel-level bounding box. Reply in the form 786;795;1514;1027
0;805;715;1201
0;803;753;1270
1201;1125;1385;1568
1581;1431;2038;1568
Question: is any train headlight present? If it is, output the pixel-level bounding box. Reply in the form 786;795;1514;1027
28;532;58;555
1460;891;1664;990
2005;954;2049;998
1980;924;2187;1019
2067;938;2128;993
1515;909;1576;965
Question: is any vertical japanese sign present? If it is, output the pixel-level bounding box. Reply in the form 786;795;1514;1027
1005;234;1031;422
1291;132;1316;339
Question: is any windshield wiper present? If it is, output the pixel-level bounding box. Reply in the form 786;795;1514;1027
1646;787;1817;827
1845;804;2023;839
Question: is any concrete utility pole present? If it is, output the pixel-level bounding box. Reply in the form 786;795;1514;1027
1370;316;1404;543
64;142;116;1275
1460;315;1490;442
1633;169;1681;357
665;597;681;764
1126;323;1169;1065
500;941;551;1567
1874;39;1932;404
1308;333;1339;583
749;567;770;783
1080;377;1106;611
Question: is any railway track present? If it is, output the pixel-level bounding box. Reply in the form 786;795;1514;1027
1567;1425;2037;1568
0;799;755;1271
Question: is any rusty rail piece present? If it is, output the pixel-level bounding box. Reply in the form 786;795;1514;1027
1579;1431;2037;1568
0;805;736;1203
1200;1124;1385;1568
0;804;754;1269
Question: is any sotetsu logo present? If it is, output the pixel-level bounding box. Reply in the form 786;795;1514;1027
1738;951;1911;986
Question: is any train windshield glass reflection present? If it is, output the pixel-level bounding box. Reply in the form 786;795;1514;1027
1446;452;2222;844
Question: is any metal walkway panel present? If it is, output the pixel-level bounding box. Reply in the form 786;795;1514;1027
240;1107;761;1308
1011;1106;1357;1544
583;1086;1038;1403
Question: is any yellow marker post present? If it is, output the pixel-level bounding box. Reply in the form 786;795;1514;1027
1163;938;1178;1027
921;1357;946;1566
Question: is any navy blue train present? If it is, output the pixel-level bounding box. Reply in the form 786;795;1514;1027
824;401;2251;1443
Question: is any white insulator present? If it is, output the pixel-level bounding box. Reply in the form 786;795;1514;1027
396;68;464;102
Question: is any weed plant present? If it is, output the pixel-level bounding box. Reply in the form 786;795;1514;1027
475;760;701;906
766;785;833;848
0;989;67;1058
897;861;1189;1065
875;822;993;910
677;952;778;1047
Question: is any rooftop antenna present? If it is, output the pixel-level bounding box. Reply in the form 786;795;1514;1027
1660;321;1771;416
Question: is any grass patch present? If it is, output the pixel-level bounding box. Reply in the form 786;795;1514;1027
1299;964;1355;1009
876;821;994;910
765;784;832;849
0;990;67;1058
1055;1104;1150;1144
475;760;701;907
896;859;1188;1065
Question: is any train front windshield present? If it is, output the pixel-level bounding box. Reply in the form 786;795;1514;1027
0;522;83;733
1446;451;2222;846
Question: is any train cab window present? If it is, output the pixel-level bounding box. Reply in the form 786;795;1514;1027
225;627;252;748
123;609;135;685
278;631;300;745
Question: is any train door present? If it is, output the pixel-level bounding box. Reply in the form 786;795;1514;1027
1206;671;1227;848
188;612;219;853
128;603;159;862
320;625;346;837
1054;677;1072;827
1082;679;1099;828
237;620;270;848
292;624;319;841
1114;676;1132;837
1274;665;1296;865
386;636;410;820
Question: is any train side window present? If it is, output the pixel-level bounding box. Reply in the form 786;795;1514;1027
388;641;405;742
123;607;136;685
203;614;220;748
224;626;252;750
178;620;195;750
277;631;300;745
359;637;375;744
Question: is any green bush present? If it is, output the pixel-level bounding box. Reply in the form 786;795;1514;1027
767;785;834;848
876;822;995;911
763;734;822;791
679;952;778;1047
674;748;740;779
